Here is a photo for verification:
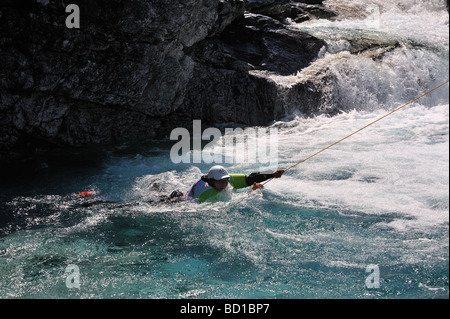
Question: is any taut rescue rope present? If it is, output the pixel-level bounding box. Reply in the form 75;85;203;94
260;80;449;188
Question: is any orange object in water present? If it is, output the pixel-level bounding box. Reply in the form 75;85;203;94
78;191;94;197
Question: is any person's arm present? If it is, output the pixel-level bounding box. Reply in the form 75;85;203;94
245;170;285;186
229;170;285;190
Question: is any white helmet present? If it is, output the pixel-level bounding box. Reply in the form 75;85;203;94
207;165;230;181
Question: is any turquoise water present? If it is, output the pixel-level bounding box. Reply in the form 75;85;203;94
0;0;449;299
0;106;448;299
0;187;447;299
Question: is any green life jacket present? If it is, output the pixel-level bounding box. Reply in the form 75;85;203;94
198;174;247;203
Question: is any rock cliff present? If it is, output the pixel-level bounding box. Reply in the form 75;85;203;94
0;0;327;171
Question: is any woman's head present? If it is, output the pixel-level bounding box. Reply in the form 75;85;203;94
207;166;230;191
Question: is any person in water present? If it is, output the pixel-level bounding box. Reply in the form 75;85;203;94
79;165;285;206
173;165;285;203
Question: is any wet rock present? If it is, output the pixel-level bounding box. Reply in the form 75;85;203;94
184;13;326;124
244;0;336;23
0;0;327;171
0;0;245;164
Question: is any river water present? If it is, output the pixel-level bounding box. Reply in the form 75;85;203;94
0;0;448;299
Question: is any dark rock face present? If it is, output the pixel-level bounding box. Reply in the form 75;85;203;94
0;0;325;168
184;13;326;124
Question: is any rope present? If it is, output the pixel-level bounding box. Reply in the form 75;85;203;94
260;80;449;187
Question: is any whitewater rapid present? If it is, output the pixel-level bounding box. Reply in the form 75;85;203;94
0;0;448;299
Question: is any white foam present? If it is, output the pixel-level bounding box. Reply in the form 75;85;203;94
269;104;449;231
288;0;449;113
